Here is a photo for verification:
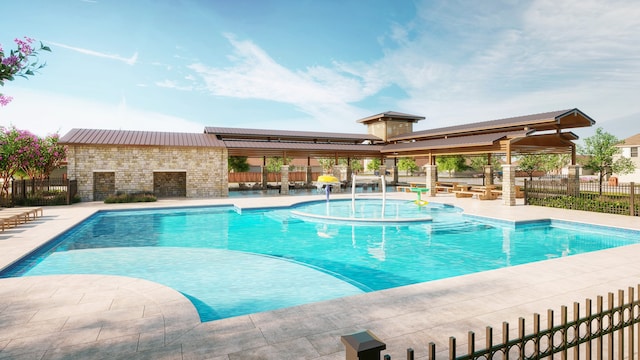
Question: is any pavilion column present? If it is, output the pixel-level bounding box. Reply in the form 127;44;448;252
346;158;353;185
279;165;289;195
332;165;342;192
392;158;398;184
502;164;516;206
567;165;581;196
306;157;312;185
262;167;268;189
484;165;494;185
424;164;438;197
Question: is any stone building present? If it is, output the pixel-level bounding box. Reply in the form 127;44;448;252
62;129;228;201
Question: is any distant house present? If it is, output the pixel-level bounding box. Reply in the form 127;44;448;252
615;133;640;183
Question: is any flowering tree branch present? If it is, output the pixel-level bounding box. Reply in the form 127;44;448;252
0;36;51;106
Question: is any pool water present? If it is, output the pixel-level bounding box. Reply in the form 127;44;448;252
2;200;639;322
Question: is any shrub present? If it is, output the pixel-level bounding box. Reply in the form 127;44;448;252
104;192;157;203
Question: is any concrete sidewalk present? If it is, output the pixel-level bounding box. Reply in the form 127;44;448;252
1;193;639;359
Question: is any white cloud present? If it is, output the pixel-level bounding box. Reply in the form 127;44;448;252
364;0;640;131
155;79;193;91
0;88;204;137
47;41;138;66
188;34;383;108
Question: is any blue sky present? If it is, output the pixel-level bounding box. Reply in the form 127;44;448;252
1;0;639;141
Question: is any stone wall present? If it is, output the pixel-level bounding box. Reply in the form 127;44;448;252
153;172;187;197
66;145;228;201
93;172;115;201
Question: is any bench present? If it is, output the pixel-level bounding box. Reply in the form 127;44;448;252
452;186;499;200
451;190;477;198
435;182;459;193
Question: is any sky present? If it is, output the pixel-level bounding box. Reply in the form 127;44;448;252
1;0;639;142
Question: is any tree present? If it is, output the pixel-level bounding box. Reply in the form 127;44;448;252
436;155;468;177
228;156;250;172
0;127;66;196
265;157;293;172
517;154;570;181
1;37;51;106
349;159;363;173
578;127;635;194
517;154;545;181
366;158;381;172
469;155;502;174
397;157;418;175
316;158;335;173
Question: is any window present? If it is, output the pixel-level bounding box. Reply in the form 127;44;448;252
632;147;638;157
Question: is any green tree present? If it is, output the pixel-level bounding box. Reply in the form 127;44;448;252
397;157;418;175
366;158;381;172
578;127;635;194
228;156;250;172
469;155;502;173
517;154;545;181
349;159;363;173
265;157;293;172
436;155;468;177
316;158;335;172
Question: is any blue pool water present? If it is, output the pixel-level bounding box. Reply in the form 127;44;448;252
2;199;639;322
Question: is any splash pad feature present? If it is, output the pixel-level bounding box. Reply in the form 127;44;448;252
292;175;433;224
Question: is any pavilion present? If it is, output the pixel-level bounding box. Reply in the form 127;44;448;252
60;108;595;206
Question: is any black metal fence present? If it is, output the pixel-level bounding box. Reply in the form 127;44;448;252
343;285;640;360
525;177;639;216
3;177;78;206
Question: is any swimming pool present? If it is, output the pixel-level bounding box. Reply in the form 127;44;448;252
2;199;639;322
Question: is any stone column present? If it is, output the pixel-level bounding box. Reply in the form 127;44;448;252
341;330;386;360
306;166;313;186
392;165;398;184
484;165;494;185
502;164;516;206
332;165;342;192
262;166;268;189
567;165;581;197
424;164;438;197
280;165;289;195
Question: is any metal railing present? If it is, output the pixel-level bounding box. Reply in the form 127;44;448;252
343;285;640;360
525;178;639;216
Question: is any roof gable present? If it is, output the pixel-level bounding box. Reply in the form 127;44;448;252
619;133;640;146
389;108;595;142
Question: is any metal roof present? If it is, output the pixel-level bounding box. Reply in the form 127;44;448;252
389;108;595;142
59;128;225;147
356;111;425;124
224;140;384;158
205;126;382;143
381;131;529;154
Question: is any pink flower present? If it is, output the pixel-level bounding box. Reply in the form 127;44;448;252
0;95;13;106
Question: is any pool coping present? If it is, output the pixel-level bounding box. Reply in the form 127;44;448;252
1;192;640;359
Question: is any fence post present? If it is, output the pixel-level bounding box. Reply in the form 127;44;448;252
630;182;635;216
66;179;71;205
341;330;386;360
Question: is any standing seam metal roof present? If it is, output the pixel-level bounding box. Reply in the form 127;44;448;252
59;129;225;147
205;126;381;142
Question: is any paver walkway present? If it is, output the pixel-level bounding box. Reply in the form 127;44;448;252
1;193;639;359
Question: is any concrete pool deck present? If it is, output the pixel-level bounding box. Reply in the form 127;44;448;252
1;192;639;359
